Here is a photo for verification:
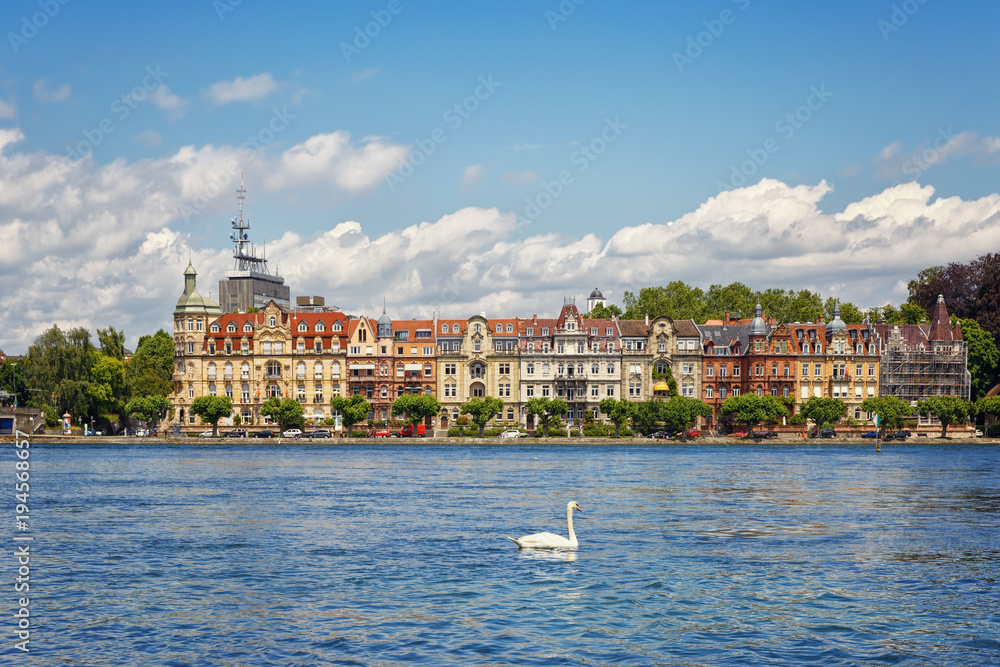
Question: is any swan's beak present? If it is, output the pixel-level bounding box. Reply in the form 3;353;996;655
575;504;583;512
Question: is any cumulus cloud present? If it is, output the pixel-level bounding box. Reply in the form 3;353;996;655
875;129;1000;179
4;124;1000;355
33;79;71;103
205;73;279;105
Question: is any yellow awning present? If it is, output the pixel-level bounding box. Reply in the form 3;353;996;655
653;381;670;391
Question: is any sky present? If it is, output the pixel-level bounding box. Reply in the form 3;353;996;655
2;0;1000;354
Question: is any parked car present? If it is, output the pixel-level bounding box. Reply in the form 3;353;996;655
198;430;215;437
225;429;248;438
306;429;332;438
254;430;275;438
975;429;983;437
282;429;302;438
498;429;525;438
861;431;878;439
676;428;700;438
818;428;837;438
886;430;911;440
649;431;671;439
753;430;778;439
372;429;390;438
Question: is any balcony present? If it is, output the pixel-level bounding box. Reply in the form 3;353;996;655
554;374;588;381
265;372;282;380
438;348;464;356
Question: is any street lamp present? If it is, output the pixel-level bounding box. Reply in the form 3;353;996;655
77;416;81;434
10;362;16;409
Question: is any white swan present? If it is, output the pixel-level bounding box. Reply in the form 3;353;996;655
506;501;582;549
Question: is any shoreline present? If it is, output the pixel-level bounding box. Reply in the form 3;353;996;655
2;434;993;446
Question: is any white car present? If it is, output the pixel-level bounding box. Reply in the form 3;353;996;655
198;430;215;437
498;429;525;439
283;429;302;438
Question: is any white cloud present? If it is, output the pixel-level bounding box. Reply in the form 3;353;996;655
33;79;71;103
875;129;1000;179
503;170;539;185
132;129;162;146
0;98;15;119
205;73;279;105
460;164;485;192
264;131;410;192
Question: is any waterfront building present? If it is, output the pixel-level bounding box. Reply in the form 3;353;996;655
872;295;970;405
517;298;622;428
436;314;519;430
697;313;749;430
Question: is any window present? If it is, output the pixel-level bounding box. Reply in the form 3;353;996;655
733;387;740;396
707;366;714;377
557;342;564;353
296;362;306;379
225;341;232;355
542;363;550;375
208;341;217;355
591;385;599;397
507;407;514;420
527;385;535;397
719;365;727;378
784;364;790;377
542;385;550;397
269;317;276;327
501;383;511;397
297;339;305;353
187;341;194;354
719;386;727;399
266;362;281;378
802;342;810;354
208;362;217;380
242;362;250;380
224;363;233;380
496;324;502;333
682;382;693;397
733;365;740;377
507;323;513;333
756;387;763;396
526;363;534;375
226;384;233;399
445;363;456;375
802;363;809;376
242;384;250;402
241;340;249;355
814;363;822;376
470;364;485;379
868;364;875;376
592;363;599;374
705;386;714;398
298;321;307;332
441;323;448;333
659;340;666;352
315;340;323;353
263;341;272;355
331;362;340;378
558;363;565;375
577;342;584;354
211;323;220;333
607;362;615;374
423;346;433;355
606;385;615;397
527;327;534;336
208;383;216;396
472;386;484;397
244;322;253;333
499;363;510;374
542;328;549;335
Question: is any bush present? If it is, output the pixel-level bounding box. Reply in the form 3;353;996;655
987;424;1000;438
788;414;806;425
583;422;610;437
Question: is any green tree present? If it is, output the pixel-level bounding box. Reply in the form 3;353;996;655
126;330;175;399
720;393;788;433
260;397;306;434
97;326;126;361
88;355;127;417
860;396;912;434
899;303;926;325
957;318;1000;401
189;395;233;436
24;325;98;418
459;396;505;437
799;396;848;435
331;394;371;436
622;282;706;321
125;395;173;431
824;299;864;324
631;398;664;434
392;393;443;429
916;395;973;438
599;397;637;437
703;282;756;322
525;397;568;437
661;396;714;435
0;360;28;408
584;303;623;319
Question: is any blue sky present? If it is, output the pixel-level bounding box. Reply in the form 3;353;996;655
2;0;1000;353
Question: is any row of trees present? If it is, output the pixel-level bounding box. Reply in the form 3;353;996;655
0;325;176;432
584;281;930;327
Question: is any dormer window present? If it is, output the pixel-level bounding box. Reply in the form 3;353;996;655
316;322;325;332
442;323;448;333
243;322;253;333
496;324;502;333
298;322;308;332
542;328;549;336
333;322;342;332
210;323;220;333
506;324;513;333
269;317;276;327
227;322;237;333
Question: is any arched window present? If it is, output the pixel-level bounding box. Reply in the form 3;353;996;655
224;362;233;380
296;362;306;379
333;321;342;332
495;324;502;333
241;362;250;380
506;323;513;333
526;362;534;375
316;321;325;332
592;363;599;374
557;363;565;375
208;383;216;396
207;362;217;380
474;323;481;333
314;362;323;379
577;363;584;375
607;362;615;374
331;362;340;377
452;324;460;333
442;323;448;333
269;316;276;327
542;363;550;375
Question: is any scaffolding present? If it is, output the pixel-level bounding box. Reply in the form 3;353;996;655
879;339;971;405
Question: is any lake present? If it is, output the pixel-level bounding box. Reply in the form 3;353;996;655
7;442;1000;665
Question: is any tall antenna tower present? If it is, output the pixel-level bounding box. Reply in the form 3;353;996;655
229;174;272;275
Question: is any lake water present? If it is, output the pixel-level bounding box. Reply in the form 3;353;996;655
7;442;1000;665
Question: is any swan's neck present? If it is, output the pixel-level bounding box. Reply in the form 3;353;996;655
566;505;577;543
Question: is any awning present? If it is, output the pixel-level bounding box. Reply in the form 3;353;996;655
653;381;670;392
404;363;423;371
349;363;376;370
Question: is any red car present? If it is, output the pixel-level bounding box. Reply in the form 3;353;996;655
676;428;700;438
372;429;390;438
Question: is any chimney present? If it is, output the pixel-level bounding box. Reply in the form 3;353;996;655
533;315;537;325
